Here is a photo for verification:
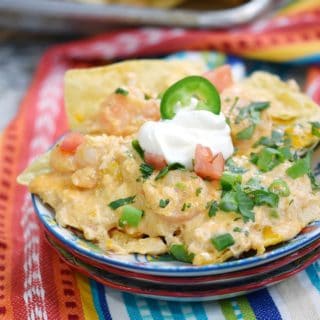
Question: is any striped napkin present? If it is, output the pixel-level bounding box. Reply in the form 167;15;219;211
2;0;320;319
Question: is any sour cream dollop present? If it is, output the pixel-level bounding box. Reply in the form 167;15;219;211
137;110;234;169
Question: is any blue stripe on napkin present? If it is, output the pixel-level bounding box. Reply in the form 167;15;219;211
145;298;164;320
247;289;282;320
306;263;320;292
167;301;185;320
90;280;112;320
122;293;144;320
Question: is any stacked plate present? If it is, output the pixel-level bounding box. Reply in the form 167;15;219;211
32;194;320;302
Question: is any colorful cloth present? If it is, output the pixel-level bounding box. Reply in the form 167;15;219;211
2;0;320;319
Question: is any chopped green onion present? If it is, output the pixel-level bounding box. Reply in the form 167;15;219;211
236;124;256;140
268;179;290;197
155;162;185;180
211;233;235;251
233;227;242;232
311;121;320;137
219;191;238;212
286;153;311;179
132;140;144;160
159;199;170;208
119;205;143;227
140;163;154;179
220;172;242;191
250;190;279;208
169;244;194;263
208;201;219;217
108;195;136;210
115;87;129;96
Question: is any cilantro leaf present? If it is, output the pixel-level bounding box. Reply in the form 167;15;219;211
236;101;270;124
181;203;191;211
132;140;144;159
108;196;136;210
115;87;128;96
254;130;285;148
308;172;320;191
286;152;311;179
159;199;170;208
235;187;255;222
225;158;247;174
236;124;256;140
220;172;242;191
243;177;264;192
208;201;219;217
252;147;285;172
140;163;154;179
196;187;202;196
155;162;185;180
219;191;238;212
250;190;279;208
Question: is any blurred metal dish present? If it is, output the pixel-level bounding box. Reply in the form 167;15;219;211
0;0;272;34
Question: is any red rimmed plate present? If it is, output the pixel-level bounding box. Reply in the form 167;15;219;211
45;233;320;302
44;228;320;286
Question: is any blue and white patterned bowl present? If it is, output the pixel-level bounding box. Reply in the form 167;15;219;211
32;194;320;277
45;230;320;302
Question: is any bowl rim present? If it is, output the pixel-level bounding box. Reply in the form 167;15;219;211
32;194;320;276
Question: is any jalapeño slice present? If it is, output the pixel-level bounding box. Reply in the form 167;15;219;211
160;76;221;119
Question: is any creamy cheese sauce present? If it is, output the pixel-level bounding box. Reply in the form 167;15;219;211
19;70;320;266
137;110;234;168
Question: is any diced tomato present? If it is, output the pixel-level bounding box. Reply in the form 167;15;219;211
194;144;224;180
210;153;224;179
60;132;85;154
195;145;214;164
144;152;167;170
203;65;233;93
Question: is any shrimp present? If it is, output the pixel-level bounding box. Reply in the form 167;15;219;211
203;65;234;93
98;92;160;136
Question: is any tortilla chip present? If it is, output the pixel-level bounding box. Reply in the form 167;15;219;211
64;59;205;130
244;72;320;123
17;152;51;186
243;72;320;149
